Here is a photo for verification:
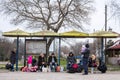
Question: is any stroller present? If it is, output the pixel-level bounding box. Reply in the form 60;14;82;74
67;63;83;73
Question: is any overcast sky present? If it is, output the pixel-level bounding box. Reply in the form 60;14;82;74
0;0;119;33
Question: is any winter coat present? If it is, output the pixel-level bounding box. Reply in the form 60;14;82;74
48;56;57;64
67;56;76;64
10;51;16;64
81;48;90;59
27;55;32;64
32;58;37;66
88;57;97;67
38;56;46;66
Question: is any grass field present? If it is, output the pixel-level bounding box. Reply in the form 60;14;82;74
0;58;67;69
0;59;120;71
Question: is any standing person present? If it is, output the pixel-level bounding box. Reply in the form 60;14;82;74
81;44;90;75
48;53;57;71
66;52;76;70
27;55;32;69
10;49;16;71
37;53;46;72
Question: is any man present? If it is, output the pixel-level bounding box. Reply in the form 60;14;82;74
48;53;57;71
10;49;16;71
81;44;90;75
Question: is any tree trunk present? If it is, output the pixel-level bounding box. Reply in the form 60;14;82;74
46;37;55;60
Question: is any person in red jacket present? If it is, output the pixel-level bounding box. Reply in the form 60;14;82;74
27;55;32;69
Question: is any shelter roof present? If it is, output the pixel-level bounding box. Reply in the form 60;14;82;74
89;30;119;38
59;30;89;38
2;29;30;37
31;30;59;37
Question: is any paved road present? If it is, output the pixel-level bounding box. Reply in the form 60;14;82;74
0;71;120;80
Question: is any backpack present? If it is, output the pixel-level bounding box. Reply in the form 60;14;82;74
97;62;107;73
56;66;61;72
5;63;12;70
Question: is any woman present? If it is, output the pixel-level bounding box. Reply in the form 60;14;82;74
37;54;46;72
66;52;76;70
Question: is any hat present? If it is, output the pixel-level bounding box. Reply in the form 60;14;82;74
85;44;89;48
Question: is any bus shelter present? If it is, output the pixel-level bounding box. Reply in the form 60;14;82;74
89;30;119;62
2;29;119;71
2;29;30;71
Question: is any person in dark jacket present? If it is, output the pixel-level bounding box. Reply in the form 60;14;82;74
88;54;97;74
81;44;90;75
66;52;76;69
10;49;16;71
48;53;57;71
32;56;37;67
37;53;46;71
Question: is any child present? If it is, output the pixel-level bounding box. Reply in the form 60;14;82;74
27;55;32;69
81;45;86;53
80;45;86;65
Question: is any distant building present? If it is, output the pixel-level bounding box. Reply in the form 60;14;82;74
107;40;120;65
0;30;2;37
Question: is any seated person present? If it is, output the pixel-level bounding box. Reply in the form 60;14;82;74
48;53;57;71
37;53;47;72
88;54;97;74
66;52;76;70
32;56;37;67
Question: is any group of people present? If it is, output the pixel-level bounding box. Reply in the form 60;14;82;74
66;44;98;75
9;43;106;74
9;49;58;72
27;53;57;72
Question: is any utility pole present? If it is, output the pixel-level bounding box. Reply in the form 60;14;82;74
105;5;107;31
105;5;107;48
104;5;107;63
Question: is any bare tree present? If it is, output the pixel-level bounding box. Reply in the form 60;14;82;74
0;38;13;61
0;0;94;56
61;46;70;54
110;0;120;20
